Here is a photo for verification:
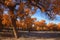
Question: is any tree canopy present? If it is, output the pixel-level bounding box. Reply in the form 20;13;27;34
0;0;60;32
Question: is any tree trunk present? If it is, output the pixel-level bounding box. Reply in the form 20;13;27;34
9;10;18;38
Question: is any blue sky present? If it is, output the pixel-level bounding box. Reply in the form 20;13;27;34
31;8;60;24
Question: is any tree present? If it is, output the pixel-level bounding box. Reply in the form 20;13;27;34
34;21;41;31
47;23;57;31
24;17;35;31
16;20;27;30
39;20;48;31
57;23;60;31
34;20;48;31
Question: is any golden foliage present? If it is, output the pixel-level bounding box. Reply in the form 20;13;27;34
5;0;16;7
2;14;11;27
24;8;30;14
47;23;57;30
16;20;27;29
57;23;60;30
0;0;60;31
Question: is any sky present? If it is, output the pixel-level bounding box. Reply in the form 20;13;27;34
31;8;60;24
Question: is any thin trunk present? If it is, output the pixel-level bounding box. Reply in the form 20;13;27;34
9;10;18;38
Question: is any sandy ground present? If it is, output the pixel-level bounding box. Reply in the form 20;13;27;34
0;37;60;40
